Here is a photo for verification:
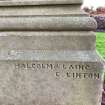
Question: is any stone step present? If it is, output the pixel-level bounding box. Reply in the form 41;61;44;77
0;5;87;16
0;16;97;31
0;0;82;6
0;31;96;50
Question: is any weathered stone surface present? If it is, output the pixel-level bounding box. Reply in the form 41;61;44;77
0;0;104;105
0;5;87;16
0;50;103;105
0;16;97;31
0;61;102;105
0;31;95;50
0;0;82;6
0;50;103;61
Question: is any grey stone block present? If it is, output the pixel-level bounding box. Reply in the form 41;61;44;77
0;0;103;105
0;5;87;16
0;16;97;31
0;31;96;50
0;50;103;105
0;50;103;61
0;0;82;6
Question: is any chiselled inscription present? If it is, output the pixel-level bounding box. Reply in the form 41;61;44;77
14;62;100;80
15;63;90;70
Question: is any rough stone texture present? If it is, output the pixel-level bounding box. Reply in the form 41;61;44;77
0;0;104;105
0;0;82;6
0;5;87;16
0;16;97;31
0;31;96;50
0;50;103;61
0;50;103;105
0;60;103;105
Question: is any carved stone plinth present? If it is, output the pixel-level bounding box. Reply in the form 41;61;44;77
0;0;104;105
